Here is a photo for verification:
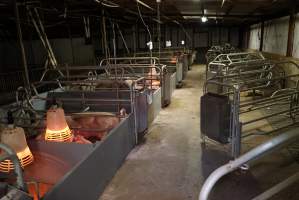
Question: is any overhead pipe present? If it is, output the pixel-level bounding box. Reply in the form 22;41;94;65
27;7;57;67
198;128;299;200
116;23;130;55
14;0;30;89
136;0;154;11
101;8;109;60
34;7;58;67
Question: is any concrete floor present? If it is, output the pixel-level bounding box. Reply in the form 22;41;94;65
99;64;299;200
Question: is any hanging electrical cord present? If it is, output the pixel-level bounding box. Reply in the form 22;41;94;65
101;9;111;61
94;0;120;8
108;18;117;60
173;20;191;48
136;0;153;62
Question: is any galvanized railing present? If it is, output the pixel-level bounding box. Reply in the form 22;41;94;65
199;128;299;200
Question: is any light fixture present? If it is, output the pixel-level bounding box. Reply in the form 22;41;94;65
147;41;153;50
201;16;208;23
166;40;172;47
181;40;185;45
0;126;34;172
45;107;73;142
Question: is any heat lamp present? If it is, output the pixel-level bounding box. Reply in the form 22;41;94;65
45;107;73;142
0;126;34;173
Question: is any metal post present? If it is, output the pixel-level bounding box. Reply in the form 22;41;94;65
286;9;295;57
34;8;57;67
238;26;244;49
231;86;241;158
27;7;57;67
112;22;117;58
116;23;130;55
67;23;75;64
157;0;161;62
102;9;108;59
14;0;30;88
133;25;137;57
259;21;264;51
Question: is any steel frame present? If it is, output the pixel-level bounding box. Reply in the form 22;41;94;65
203;60;299;158
206;52;268;80
98;57;172;106
205;44;237;64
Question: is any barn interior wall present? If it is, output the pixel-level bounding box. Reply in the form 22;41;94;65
0;24;240;71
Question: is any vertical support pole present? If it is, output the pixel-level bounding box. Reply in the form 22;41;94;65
192;26;195;49
101;9;108;59
67;22;75;64
133;25;137;57
232;87;241;158
236;122;242;157
136;23;140;51
228;27;231;43
112;23;116;58
238;26;243;49
177;27;179;47
218;26;221;44
287;9;296;57
208;30;210;47
246;26;250;49
259;21;264;51
14;0;30;88
170;26;172;46
209;29;212;46
116;23;130;55
157;0;161;62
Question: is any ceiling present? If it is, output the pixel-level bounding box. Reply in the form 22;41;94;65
0;0;298;39
1;0;298;23
75;0;298;24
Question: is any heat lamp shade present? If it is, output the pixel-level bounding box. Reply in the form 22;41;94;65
0;127;34;172
45;107;72;142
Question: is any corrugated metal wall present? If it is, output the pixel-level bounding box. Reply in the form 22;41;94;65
248;15;297;57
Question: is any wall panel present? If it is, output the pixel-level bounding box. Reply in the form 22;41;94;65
248;23;261;50
263;16;289;55
292;13;299;58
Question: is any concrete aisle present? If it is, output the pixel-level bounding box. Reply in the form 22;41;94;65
100;65;205;200
99;64;299;200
